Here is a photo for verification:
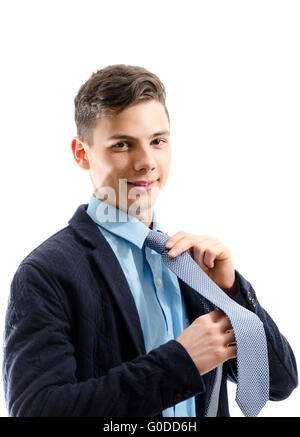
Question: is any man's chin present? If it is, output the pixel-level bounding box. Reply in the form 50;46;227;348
120;186;160;212
126;199;153;216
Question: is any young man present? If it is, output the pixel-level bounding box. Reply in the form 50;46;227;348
3;64;297;417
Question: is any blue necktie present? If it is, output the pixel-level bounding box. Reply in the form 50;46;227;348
144;229;269;417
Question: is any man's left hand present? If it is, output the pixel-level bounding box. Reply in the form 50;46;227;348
165;232;236;295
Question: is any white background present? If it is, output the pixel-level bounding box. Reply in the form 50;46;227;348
0;0;299;417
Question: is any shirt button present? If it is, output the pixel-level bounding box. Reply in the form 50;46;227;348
157;278;161;286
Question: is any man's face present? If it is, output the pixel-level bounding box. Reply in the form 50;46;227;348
73;99;171;223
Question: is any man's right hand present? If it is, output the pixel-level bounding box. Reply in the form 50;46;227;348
176;309;237;375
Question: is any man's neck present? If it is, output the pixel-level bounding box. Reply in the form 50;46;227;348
130;208;153;228
93;193;154;228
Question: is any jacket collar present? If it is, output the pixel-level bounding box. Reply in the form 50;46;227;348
68;203;100;250
86;193;164;249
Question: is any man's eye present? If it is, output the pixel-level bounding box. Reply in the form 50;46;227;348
153;138;165;146
112;139;165;149
113;142;129;149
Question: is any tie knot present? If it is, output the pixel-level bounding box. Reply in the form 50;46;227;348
144;230;170;254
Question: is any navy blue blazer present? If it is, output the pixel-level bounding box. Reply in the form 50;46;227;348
3;204;298;417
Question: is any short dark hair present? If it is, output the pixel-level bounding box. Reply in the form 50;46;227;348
74;64;170;145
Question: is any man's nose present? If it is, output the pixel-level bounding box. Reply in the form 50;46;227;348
132;145;156;172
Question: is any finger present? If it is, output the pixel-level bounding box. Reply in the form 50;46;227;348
165;231;186;249
192;245;210;273
166;234;213;255
217;313;234;332
166;233;212;248
167;235;195;258
223;330;236;345
203;243;227;269
208;309;226;322
191;241;221;271
225;344;237;359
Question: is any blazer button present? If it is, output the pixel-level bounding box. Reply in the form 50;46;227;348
247;291;256;308
248;291;256;307
174;393;183;403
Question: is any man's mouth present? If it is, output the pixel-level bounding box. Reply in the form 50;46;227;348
127;180;158;191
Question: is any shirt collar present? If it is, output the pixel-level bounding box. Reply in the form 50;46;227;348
86;193;164;249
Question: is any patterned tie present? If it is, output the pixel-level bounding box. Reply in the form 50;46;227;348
144;229;269;417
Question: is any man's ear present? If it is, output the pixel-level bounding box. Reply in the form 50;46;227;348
71;136;90;170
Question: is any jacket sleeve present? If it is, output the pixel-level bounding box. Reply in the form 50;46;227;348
225;270;298;401
3;262;205;417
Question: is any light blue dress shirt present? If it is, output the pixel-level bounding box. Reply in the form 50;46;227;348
86;193;197;417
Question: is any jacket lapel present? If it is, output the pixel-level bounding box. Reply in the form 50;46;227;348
89;243;146;355
68;204;146;356
178;278;207;321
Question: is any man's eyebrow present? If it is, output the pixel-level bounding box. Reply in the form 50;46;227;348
106;130;170;141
